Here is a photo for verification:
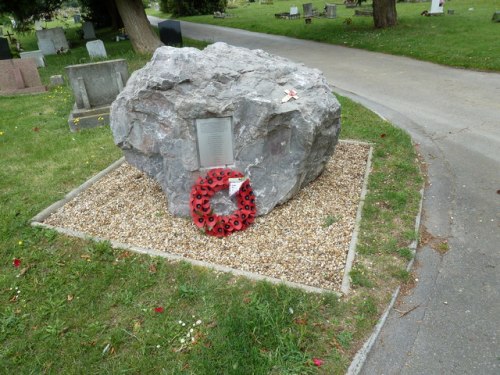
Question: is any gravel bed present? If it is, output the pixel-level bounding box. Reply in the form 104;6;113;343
44;141;370;292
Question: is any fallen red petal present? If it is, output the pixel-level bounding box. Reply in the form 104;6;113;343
13;258;21;268
312;358;324;367
154;307;164;313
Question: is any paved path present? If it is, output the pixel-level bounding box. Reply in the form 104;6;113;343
149;18;500;374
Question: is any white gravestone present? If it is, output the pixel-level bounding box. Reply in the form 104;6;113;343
34;20;43;30
86;40;107;59
20;50;46;67
430;0;444;14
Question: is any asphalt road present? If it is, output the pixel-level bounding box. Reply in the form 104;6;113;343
149;17;500;374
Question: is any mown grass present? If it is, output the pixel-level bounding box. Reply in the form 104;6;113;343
148;0;500;71
0;23;421;373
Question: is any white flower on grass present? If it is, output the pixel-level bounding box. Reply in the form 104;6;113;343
180;338;185;344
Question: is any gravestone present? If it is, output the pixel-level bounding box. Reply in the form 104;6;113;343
325;4;336;18
86;39;107;58
34;20;43;30
430;0;444;14
158;20;183;47
493;11;500;22
303;3;313;17
73;14;81;23
0;37;12;60
66;59;128;131
20;50;45;67
50;75;64;86
0;59;46;96
82;21;96;40
36;27;69;55
111;43;341;217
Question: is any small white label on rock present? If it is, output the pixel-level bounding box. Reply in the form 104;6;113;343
229;177;247;196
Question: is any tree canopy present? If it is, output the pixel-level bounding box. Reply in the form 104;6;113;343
0;0;64;31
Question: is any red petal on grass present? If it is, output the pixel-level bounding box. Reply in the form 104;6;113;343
13;258;21;267
380;133;386;138
154;307;164;313
33;127;40;132
312;358;324;367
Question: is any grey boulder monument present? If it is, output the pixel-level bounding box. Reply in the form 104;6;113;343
111;42;341;217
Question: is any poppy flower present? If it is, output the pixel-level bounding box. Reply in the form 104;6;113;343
205;214;218;229
210;222;227;238
154;307;164;313
13;258;21;267
312;358;324;367
193;214;206;229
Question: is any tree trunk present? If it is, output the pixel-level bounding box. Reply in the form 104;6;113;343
373;0;397;28
114;0;163;54
105;0;123;30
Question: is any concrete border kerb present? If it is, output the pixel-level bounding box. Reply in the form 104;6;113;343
30;140;372;297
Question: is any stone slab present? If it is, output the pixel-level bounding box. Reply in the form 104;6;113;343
82;21;96;40
0;59;46;95
68;103;110;132
20;50;45;67
66;59;128;110
86;39;107;58
36;27;69;55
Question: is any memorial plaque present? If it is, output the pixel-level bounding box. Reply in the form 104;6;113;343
196;117;234;168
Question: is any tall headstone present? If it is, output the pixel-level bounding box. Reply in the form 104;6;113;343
0;59;46;95
86;39;107;59
66;59;128;131
303;3;313;17
36;27;69;55
82;21;96;40
158;20;183;47
0;37;12;60
73;14;82;23
20;50;46;67
325;4;336;18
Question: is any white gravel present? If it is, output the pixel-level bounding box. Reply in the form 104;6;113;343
44;141;370;292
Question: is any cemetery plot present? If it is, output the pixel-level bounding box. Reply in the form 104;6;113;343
66;59;128;131
38;141;371;293
0;59;46;96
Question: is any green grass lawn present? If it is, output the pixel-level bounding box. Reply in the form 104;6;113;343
0;24;422;373
148;0;500;71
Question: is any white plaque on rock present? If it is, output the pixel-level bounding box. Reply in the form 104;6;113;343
196;117;234;168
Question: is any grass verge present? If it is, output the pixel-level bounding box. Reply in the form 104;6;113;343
148;0;500;71
0;24;422;373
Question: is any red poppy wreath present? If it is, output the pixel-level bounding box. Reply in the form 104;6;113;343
190;168;256;237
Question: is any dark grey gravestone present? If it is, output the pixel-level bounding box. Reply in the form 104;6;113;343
82;22;96;40
0;37;12;60
325;4;336;18
158;20;183;47
303;3;313;17
73;14;81;23
493;11;500;22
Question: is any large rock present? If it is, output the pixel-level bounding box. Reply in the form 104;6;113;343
111;42;341;217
